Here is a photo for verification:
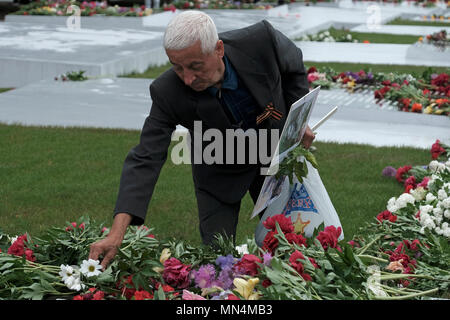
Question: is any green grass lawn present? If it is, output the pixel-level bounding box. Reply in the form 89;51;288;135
0;124;431;246
298;27;421;44
387;17;450;27
0;88;13;94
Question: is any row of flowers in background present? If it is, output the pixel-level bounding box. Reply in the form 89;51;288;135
351;0;449;8
13;0;154;17
297;30;368;43
306;66;450;116
11;0;277;16
1;141;449;300
418;29;450;50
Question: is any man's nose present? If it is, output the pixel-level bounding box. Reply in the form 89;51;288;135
183;70;196;86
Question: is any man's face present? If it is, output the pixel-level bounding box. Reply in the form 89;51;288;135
166;40;225;92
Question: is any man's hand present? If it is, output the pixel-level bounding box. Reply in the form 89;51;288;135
300;126;315;149
89;213;132;270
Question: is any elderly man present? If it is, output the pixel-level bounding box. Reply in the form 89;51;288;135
89;10;313;269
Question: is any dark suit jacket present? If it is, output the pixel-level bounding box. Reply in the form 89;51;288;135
114;20;309;225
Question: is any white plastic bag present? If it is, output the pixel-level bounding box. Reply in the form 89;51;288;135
255;160;344;247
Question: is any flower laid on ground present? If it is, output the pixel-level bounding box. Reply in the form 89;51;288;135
1;141;449;300
298;29;359;43
80;259;102;277
419;29;449;50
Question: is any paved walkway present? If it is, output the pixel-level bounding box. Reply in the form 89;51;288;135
1;78;448;149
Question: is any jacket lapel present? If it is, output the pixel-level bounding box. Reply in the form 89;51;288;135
223;43;274;113
193;90;232;131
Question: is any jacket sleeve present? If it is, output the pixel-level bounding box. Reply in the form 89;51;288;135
113;82;176;225
263;20;309;109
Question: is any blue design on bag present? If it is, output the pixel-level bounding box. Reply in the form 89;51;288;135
282;183;318;217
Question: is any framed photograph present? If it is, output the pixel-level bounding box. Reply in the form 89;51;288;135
251;86;321;218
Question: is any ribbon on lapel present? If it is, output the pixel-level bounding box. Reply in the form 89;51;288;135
256;102;283;125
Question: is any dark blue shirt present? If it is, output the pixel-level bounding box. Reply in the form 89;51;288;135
207;55;259;130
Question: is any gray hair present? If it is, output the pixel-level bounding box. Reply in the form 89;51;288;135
163;10;219;54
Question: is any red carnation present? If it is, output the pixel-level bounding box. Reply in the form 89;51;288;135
285;232;307;247
376;210;398;223
307;66;317;74
263;214;294;233
431;140;446;160
234;254;262;276
163;258;191;289
134;290;154;300
288;250;312;281
262;231;279;255
316;226;342;251
395;165;412;183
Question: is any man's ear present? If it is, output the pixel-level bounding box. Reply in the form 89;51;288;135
215;40;224;57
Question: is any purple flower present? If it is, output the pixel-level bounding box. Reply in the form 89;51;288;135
382;166;397;177
262;252;273;267
192;264;216;289
215;266;235;290
215;254;236;270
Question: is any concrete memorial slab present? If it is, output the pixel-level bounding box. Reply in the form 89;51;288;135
351;24;450;36
0;22;166;87
295;41;450;67
0;78;448;149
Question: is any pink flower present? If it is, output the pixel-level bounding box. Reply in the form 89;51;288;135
182;290;206;300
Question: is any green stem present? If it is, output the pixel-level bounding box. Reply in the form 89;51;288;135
373;288;439;300
358;235;382;255
357;254;389;264
380;273;435;281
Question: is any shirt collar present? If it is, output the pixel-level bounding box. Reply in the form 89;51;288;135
207;55;238;96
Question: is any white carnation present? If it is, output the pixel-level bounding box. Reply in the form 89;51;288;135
444;209;450;219
437;189;448;201
410;187;426;201
419;205;433;215
443;199;450;209
429;160;445;173
396;193;415;209
426;193;437;203
387;197;398;212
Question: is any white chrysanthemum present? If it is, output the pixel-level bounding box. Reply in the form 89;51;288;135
435;227;443;235
80;259;102;277
426;193;437;203
59;265;76;282
65;275;85;291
